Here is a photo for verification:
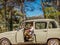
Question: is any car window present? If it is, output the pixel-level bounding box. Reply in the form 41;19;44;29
35;22;47;29
48;21;57;29
25;22;33;28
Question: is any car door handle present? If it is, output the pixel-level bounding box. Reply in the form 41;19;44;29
43;30;47;32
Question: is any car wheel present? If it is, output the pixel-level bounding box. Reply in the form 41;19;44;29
47;39;60;45
0;38;11;45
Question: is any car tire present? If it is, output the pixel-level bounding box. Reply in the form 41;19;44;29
0;38;11;45
47;39;60;45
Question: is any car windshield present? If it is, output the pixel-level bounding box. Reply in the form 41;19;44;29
35;22;47;29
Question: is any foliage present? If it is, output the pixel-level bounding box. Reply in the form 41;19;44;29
44;6;60;26
44;7;60;19
0;0;25;32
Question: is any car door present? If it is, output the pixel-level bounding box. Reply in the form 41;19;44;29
34;21;48;43
47;21;60;39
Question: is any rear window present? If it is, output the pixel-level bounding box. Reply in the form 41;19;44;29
48;21;57;28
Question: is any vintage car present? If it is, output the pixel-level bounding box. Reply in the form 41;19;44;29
0;19;60;45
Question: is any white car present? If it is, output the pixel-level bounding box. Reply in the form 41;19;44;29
0;19;60;45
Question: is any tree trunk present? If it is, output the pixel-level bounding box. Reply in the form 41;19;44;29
57;0;59;6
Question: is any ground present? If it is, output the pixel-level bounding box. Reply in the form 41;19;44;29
13;44;46;45
14;44;43;45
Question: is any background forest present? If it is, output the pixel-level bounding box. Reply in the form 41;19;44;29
0;0;60;32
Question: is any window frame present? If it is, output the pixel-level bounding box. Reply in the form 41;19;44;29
48;21;57;29
35;22;47;30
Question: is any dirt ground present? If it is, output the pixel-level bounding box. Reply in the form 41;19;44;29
15;44;46;45
13;43;46;45
13;42;46;45
14;44;46;45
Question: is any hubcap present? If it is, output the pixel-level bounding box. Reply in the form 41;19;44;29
2;40;10;45
49;40;59;45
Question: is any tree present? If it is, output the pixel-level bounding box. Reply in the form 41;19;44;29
44;6;60;24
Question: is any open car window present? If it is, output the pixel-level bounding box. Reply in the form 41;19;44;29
25;22;33;28
35;22;47;29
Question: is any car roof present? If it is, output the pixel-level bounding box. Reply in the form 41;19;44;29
24;19;55;22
